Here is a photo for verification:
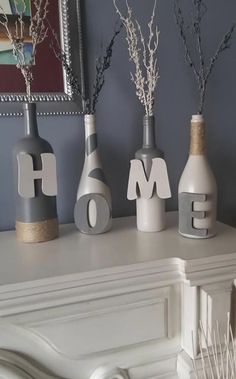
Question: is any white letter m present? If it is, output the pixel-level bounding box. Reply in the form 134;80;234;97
127;158;171;200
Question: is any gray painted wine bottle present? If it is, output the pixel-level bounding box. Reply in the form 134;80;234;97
13;103;58;243
134;115;169;232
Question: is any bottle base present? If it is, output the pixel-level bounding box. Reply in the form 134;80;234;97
136;197;166;233
137;223;165;233
179;231;216;239
16;218;59;243
79;223;112;235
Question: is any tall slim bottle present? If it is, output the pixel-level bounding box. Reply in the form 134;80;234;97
178;114;217;239
135;115;166;232
74;114;112;234
13;103;58;243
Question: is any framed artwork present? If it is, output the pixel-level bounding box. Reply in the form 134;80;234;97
0;0;85;116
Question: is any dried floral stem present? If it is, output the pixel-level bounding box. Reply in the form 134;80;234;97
113;0;160;116
174;0;236;114
48;24;88;108
49;22;122;114
0;0;49;98
91;24;122;114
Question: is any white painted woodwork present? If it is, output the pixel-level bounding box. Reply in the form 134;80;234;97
0;212;235;378
200;282;232;347
0;349;63;378
27;287;170;356
181;284;199;358
89;366;130;379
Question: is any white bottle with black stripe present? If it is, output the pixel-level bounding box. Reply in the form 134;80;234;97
74;114;112;234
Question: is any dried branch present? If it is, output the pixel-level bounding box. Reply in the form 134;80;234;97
146;0;160;116
91;23;122;114
173;0;200;83
49;22;122;114
0;0;49;98
48;24;89;111
114;0;160;116
30;0;49;62
174;0;236;114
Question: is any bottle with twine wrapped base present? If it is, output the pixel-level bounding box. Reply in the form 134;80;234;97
178;114;217;239
13;103;58;243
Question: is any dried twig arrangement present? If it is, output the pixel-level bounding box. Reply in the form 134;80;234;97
193;315;236;378
49;25;87;107
174;0;236;115
49;23;122;114
0;0;49;98
91;25;122;114
113;0;160;117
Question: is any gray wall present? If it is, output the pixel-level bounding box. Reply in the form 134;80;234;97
1;0;236;231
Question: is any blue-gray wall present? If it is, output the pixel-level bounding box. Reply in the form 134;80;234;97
1;0;236;231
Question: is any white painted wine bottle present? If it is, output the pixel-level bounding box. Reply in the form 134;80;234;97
74;114;112;234
178;115;217;239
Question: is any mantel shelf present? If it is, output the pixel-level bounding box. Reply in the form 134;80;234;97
0;212;236;291
0;212;236;379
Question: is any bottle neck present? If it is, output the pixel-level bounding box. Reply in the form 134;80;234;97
189;115;206;155
23;103;39;137
84;114;96;139
143;115;155;148
84;114;98;157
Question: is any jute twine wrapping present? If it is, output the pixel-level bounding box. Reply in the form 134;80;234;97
190;121;206;155
16;218;58;243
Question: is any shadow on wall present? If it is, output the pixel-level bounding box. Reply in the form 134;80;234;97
55;116;85;225
214;148;236;227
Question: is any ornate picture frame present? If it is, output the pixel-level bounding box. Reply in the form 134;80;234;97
0;0;85;116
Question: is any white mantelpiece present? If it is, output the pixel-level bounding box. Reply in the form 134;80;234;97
0;212;236;379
